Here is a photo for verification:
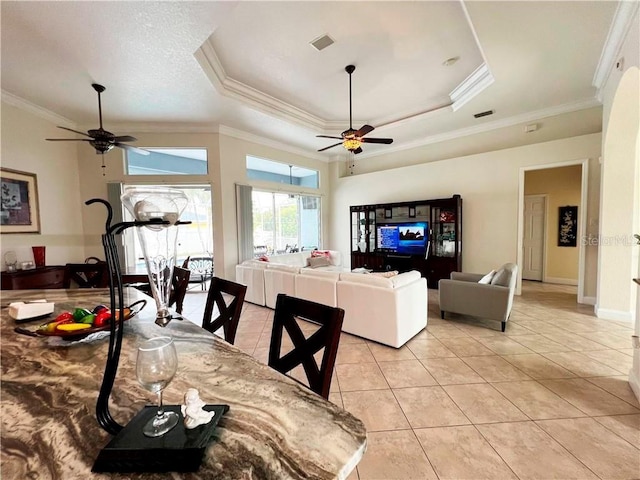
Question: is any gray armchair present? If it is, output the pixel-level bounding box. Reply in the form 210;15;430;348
438;263;518;332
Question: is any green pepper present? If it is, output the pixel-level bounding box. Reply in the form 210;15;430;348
80;314;96;325
73;308;92;321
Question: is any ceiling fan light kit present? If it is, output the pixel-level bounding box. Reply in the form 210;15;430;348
46;83;149;175
317;65;393;155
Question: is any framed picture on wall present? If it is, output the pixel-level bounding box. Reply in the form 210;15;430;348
0;168;41;234
408;206;416;218
558;205;577;247
384;208;392;219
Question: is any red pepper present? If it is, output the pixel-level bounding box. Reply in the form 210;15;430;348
93;310;112;328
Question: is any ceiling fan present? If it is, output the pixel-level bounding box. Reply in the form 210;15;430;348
317;65;393;155
46;83;149;173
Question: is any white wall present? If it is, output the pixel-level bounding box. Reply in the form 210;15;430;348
1;102;85;267
597;4;640;322
329;133;601;296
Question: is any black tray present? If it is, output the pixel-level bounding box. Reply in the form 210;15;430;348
92;404;229;473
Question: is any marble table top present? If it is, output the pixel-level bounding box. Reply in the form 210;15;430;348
1;289;366;479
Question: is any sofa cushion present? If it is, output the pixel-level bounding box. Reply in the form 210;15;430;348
390;271;422;288
339;271;394;288
266;264;300;273
478;270;496;284
300;268;342;280
308;256;331;268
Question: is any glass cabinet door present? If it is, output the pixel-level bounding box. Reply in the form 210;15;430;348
432;207;457;257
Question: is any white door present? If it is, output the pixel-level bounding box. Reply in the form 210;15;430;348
523;195;545;281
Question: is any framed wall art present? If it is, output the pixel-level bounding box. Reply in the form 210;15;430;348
1;168;41;234
558;205;577;247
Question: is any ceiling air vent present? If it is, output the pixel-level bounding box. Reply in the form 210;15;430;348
310;34;334;52
473;109;494;118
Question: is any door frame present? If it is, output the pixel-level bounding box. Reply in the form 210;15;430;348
516;158;589;303
522;194;547;282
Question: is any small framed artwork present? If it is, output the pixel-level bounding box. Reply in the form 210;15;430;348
408;206;416;218
558;206;578;247
384;208;392;219
1;168;41;234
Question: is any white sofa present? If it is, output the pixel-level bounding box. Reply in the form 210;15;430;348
337;271;427;348
236;251;343;307
236;252;428;348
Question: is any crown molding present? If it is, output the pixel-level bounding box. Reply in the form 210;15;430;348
449;63;495;112
196;38;487;135
593;0;639;98
1;90;75;127
196;40;327;131
218;124;327;161
104;122;220;134
356;97;601;160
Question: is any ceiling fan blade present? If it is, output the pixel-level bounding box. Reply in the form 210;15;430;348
115;143;150;155
353;147;363;154
57;126;94;138
113;135;137;142
318;142;343;152
316;135;343;140
354;124;375;137
362;137;394;144
46;138;92;142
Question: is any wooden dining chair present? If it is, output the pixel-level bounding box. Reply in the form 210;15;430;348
65;262;109;288
201;277;247;344
168;266;191;314
269;294;344;399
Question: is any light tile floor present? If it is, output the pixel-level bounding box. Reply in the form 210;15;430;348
181;281;639;480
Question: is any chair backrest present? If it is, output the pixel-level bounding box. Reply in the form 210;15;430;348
168;266;191;314
202;277;247;344
65;262;109;288
269;294;344;399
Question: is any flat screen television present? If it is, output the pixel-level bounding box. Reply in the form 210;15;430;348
376;222;429;256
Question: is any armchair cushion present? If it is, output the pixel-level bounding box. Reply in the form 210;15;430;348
439;263;518;331
478;270;496;284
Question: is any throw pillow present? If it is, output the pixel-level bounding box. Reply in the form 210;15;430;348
257;255;269;262
311;250;331;258
371;270;399;278
308;256;331;268
478;269;496;284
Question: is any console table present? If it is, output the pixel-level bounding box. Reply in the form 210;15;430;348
1;266;67;290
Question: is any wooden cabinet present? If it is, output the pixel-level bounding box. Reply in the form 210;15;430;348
349;195;462;288
1;266;68;290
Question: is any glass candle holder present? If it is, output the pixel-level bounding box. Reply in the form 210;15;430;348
121;188;188;325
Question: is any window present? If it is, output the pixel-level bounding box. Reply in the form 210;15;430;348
246;156;318;189
126;148;208;175
252;190;320;255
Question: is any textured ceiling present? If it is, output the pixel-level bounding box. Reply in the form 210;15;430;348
0;1;619;159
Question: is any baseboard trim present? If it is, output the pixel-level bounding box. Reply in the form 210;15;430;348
595;307;634;323
580;296;596;306
543;276;578;286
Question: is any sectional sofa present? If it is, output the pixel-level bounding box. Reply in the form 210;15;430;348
236;251;428;348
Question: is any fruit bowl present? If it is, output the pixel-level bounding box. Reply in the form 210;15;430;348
35;300;147;340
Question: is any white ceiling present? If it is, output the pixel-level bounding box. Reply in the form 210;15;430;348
0;1;619;161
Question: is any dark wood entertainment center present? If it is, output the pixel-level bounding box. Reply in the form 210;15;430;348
350;195;462;288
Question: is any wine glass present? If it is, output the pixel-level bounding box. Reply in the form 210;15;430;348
136;336;179;437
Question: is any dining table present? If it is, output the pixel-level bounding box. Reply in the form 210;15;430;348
1;288;367;479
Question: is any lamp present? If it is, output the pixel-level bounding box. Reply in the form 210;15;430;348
343;137;362;151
